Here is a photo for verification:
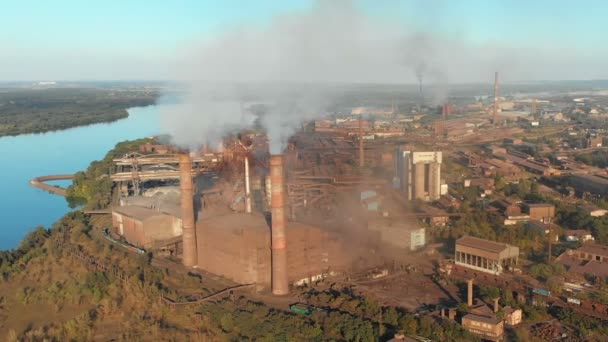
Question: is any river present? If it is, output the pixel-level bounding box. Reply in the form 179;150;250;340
0;105;162;250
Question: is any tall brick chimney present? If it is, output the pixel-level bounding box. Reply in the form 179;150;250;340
179;153;197;267
467;278;474;307
270;155;288;295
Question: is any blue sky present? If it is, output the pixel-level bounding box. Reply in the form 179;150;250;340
1;0;607;81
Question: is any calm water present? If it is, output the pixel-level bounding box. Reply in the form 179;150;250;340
0;106;162;250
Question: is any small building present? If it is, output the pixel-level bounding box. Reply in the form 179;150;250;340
493;199;530;225
139;143;170;154
437;194;461;210
462;314;504;341
455;236;519;275
573;243;608;262
564;229;595;243
527;221;559;242
485;145;507;155
368;217;426;251
581;204;608;217
418;204;450;227
504;138;523;145
112;205;183;249
556;244;608;279
466;178;496;196
481;158;524;181
586;135;603;148
503;306;522;326
524;203;555;221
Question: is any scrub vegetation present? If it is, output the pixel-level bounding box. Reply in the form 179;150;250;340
0;210;476;341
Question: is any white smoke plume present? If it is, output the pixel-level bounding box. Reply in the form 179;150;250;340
162;0;508;152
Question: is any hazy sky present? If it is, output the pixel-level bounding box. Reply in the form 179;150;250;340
2;0;607;82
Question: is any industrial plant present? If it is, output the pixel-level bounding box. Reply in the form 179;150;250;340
30;71;608;341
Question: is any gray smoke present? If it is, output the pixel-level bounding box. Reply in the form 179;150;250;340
160;84;257;151
162;0;499;151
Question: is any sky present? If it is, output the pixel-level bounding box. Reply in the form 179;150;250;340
1;0;607;82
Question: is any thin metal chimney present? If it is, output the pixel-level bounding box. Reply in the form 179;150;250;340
179;153;197;267
270;155;288;295
358;118;364;167
493;298;500;313
467;278;474;307
244;157;252;213
493;71;499;125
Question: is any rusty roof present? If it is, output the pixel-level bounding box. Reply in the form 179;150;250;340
456;236;510;254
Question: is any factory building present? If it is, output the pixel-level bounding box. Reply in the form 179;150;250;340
455;236;519;275
394;148;443;201
572;174;608;196
368;217;426;251
460;279;507;341
111;205;182;249
524;203;555;221
195;213;345;290
461;314;504;341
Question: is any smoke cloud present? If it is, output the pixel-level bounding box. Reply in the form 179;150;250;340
161;0;510;151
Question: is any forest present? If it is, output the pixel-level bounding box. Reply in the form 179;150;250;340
0;88;158;136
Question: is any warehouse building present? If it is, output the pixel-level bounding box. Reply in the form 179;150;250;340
572;174;608;196
455;236;519;275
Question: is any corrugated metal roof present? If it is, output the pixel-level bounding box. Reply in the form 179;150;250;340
456;236;509;254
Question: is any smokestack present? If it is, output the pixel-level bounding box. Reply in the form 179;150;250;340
493;298;500;313
270;155;288;295
358;118;364;167
493;71;499;125
244;157;252;213
467;278;474;307
179;153;197;267
265;175;272;209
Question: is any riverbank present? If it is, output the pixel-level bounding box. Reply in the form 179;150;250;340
0;105;161;250
29;174;74;196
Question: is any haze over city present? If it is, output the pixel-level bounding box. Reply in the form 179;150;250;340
2;0;608;82
1;1;608;341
